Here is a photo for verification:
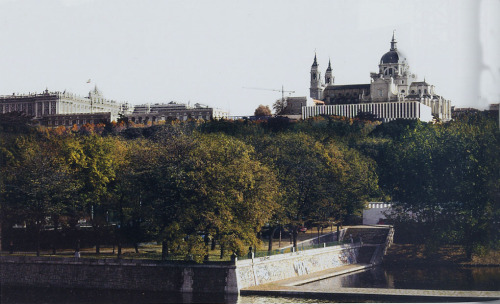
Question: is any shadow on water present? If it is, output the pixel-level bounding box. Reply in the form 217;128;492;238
0;286;236;304
302;265;500;291
1;287;336;304
2;267;499;304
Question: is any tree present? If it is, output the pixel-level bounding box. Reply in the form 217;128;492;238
272;99;286;115
187;133;279;259
1;137;79;256
254;105;272;117
64;135;122;253
136;133;279;261
383;115;500;259
254;133;378;249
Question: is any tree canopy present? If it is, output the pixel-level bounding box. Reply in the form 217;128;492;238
1;110;497;261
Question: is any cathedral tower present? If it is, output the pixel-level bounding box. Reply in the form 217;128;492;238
310;54;323;100
325;59;334;85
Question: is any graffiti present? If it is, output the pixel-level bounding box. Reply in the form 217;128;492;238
255;266;271;281
293;261;309;276
333;247;359;266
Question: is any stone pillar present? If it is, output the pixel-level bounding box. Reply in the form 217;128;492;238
225;267;239;294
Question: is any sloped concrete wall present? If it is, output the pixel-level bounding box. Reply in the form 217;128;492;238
236;243;361;289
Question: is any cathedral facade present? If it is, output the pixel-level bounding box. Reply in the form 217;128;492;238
306;33;451;122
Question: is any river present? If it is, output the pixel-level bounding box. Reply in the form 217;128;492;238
2;266;499;303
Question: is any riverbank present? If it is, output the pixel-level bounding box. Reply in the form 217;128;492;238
384;243;500;266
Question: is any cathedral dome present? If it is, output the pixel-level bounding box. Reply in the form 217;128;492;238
380;50;405;64
380;32;406;64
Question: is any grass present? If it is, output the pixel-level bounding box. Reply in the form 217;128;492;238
0;228;341;262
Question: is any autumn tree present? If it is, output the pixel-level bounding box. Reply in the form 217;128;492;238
254;104;272;117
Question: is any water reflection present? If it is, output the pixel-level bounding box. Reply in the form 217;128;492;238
302;266;500;291
2;267;498;303
1;287;336;304
1;286;234;304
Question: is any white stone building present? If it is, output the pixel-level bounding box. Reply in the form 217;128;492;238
306;33;452;122
362;203;392;225
0;87;227;126
0;87;124;121
127;102;229;124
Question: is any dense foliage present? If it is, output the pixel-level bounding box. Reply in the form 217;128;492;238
1;111;498;260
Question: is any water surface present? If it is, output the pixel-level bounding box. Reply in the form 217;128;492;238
302;265;500;291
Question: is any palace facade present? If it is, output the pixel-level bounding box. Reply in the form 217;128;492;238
0;87;228;126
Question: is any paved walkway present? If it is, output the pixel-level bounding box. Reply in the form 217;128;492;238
241;264;500;302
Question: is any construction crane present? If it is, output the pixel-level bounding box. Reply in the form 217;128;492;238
243;85;295;102
243;86;295;113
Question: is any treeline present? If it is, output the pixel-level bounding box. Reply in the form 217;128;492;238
0;111;498;261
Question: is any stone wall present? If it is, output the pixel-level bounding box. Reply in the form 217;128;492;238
345;226;390;244
1;228;390;294
280;229;346;250
0;256;238;294
236;243;361;289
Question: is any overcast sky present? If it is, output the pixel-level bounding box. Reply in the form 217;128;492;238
1;0;498;116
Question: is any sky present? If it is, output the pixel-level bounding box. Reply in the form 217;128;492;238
0;0;498;116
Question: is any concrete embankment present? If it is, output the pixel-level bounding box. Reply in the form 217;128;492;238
0;226;393;295
241;226;500;302
0;256;238;294
242;286;500;302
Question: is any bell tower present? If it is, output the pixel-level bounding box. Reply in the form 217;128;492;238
325;59;334;85
310;53;323;100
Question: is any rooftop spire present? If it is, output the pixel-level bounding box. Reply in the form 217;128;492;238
312;53;318;67
390;30;397;51
326;58;332;71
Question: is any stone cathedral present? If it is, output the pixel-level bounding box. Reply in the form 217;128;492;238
305;33;451;122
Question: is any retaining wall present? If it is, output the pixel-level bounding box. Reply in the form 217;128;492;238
0;256;238;294
1;227;391;294
236;243;361;289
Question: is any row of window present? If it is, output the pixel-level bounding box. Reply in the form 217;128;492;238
44;118;102;126
303;102;422;120
1;102;56;115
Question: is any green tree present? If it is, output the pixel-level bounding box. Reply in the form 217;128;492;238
141;133;279;261
384;115;500;259
64;135;122;253
1;137;78;256
255;133;378;249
